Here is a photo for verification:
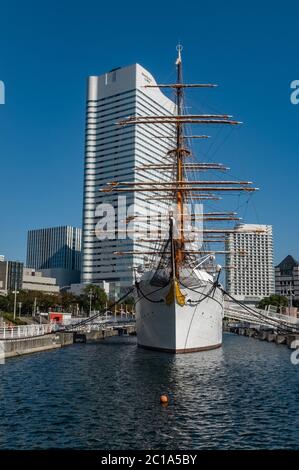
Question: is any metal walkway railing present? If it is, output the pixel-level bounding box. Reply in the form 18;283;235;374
224;301;299;329
59;315;136;332
0;324;53;339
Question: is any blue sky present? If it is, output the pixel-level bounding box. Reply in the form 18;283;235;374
0;0;298;264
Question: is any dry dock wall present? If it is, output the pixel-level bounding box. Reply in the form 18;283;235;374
225;323;299;349
0;334;61;359
0;327;136;360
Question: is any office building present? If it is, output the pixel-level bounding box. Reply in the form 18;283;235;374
26;226;81;287
22;268;60;294
81;63;175;294
275;255;299;302
226;224;275;303
0;258;24;294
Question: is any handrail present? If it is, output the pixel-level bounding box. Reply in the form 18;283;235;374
0;323;53;339
224;302;299;327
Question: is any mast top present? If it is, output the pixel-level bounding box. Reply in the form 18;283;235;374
176;43;183;65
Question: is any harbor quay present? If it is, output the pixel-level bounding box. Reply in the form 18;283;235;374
0;301;298;361
224;322;299;348
0;320;136;360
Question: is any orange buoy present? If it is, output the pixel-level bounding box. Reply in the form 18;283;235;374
160;394;169;404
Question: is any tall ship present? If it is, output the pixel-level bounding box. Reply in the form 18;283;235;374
102;46;258;353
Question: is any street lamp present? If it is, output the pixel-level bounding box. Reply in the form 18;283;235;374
12;281;19;321
89;289;93;317
289;289;295;316
33;297;37;317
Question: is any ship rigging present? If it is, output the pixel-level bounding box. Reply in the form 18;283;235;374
96;45;261;353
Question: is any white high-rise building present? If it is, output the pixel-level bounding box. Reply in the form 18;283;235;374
225;224;275;303
81;64;175;294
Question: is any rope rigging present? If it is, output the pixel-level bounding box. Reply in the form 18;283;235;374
134;281;168;304
61;287;136;331
58;277;298;336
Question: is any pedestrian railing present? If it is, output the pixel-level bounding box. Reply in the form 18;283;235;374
62;315;136;332
0;323;53;340
225;301;299;327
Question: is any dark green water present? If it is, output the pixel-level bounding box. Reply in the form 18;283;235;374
0;333;298;449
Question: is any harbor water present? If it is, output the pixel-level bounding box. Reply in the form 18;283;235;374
0;333;299;450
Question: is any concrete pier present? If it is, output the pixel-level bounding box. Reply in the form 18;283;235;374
0;334;61;359
1;332;74;360
0;323;137;360
266;332;276;342
54;332;74;346
73;325;136;343
286;334;299;348
73;329;117;343
275;335;286;345
257;331;268;341
227;324;299;350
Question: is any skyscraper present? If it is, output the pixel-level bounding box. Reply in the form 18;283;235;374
26;226;81;287
0;259;24;293
81;64;175;293
225;224;275;303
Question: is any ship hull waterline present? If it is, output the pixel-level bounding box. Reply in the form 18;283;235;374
135;281;224;354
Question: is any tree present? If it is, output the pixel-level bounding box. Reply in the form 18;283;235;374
123;296;135;306
0;294;9;312
0;290;80;315
81;284;108;313
59;291;80;314
0;287;110;317
257;294;288;311
16;290;59;315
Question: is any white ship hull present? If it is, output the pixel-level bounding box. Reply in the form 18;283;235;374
135;274;224;353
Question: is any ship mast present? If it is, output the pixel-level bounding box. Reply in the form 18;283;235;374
97;45;260;277
174;44;185;276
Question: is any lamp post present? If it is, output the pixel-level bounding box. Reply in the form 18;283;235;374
12;281;19;320
33;297;37;317
89;289;93;317
18;302;22;318
289;288;295;316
